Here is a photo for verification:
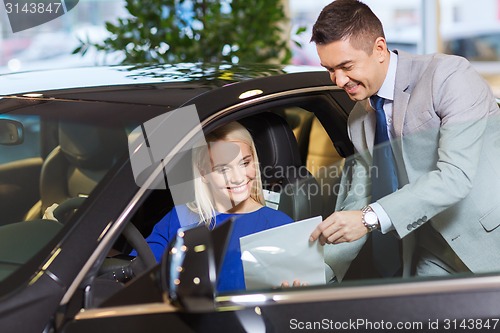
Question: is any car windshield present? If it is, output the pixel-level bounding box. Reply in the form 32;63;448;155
0;97;139;283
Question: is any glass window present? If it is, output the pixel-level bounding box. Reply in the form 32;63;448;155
0;101;132;283
0;115;40;163
122;101;351;295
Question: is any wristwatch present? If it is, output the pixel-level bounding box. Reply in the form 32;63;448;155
361;206;379;232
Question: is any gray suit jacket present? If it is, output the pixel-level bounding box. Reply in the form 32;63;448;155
341;50;500;274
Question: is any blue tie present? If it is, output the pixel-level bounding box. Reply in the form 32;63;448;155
371;95;399;197
370;95;402;277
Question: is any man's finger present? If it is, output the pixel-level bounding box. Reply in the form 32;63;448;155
309;215;334;241
309;225;322;242
327;231;345;244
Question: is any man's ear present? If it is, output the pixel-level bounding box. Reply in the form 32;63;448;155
373;37;388;61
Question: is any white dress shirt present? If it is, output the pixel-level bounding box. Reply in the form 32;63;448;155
368;51;398;233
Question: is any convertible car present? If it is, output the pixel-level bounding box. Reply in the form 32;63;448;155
0;64;499;333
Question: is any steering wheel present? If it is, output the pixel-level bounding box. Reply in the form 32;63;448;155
53;197;157;275
52;197;86;222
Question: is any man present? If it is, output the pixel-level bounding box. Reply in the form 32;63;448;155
310;0;500;278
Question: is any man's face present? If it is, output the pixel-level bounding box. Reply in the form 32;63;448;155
316;37;389;101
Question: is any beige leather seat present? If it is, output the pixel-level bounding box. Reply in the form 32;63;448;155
25;122;127;221
306;118;344;217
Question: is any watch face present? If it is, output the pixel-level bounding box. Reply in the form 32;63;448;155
365;211;378;226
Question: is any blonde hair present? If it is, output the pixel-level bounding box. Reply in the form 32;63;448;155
187;121;265;227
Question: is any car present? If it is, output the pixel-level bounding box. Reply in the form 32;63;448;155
441;23;500;62
0;63;499;333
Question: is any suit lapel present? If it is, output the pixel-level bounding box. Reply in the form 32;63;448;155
393;51;413;137
355;51;416;161
361;51;414;155
362;101;376;155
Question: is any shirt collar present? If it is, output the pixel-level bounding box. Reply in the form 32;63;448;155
376;51;398;101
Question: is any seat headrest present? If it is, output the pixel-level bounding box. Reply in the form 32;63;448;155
240;112;303;185
59;122;127;170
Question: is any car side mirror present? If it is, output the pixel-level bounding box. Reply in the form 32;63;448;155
160;217;234;312
0;119;24;145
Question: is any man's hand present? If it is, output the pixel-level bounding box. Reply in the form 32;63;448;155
309;210;366;245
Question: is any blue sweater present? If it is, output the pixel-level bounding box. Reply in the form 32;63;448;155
134;205;293;292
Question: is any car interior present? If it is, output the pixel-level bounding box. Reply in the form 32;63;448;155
0;98;354;312
71;107;346;308
240;112;323;221
124;106;347;246
24;122;129;222
112;105;351;293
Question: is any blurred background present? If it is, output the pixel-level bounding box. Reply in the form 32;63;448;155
1;0;499;96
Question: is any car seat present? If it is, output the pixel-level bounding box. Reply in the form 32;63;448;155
24;122;128;221
306;117;345;217
240;112;322;221
282;108;345;218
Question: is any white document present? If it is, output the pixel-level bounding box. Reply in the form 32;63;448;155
239;215;325;290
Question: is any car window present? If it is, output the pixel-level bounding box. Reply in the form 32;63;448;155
0;115;40;163
0;114;43;225
444;34;500;61
0;108;131;284
121;103;350;295
84;98;500;325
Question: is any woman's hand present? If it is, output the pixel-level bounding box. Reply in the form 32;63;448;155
281;279;308;288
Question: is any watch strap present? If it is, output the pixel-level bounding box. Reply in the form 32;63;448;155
361;205;379;232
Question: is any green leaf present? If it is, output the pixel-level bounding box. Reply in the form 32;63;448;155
295;26;307;35
75;0;293;64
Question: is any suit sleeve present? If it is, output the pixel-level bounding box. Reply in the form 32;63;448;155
326;110;370;282
378;56;496;238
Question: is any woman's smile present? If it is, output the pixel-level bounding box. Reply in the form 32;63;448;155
226;181;250;194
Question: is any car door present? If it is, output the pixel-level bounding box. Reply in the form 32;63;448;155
60;81;500;333
59;81;360;332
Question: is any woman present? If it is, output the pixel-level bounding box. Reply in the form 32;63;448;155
135;121;293;292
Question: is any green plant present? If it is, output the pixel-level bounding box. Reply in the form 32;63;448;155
75;0;303;65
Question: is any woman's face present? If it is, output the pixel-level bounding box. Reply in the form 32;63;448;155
202;140;258;213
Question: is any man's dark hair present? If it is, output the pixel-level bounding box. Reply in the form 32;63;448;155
310;0;385;54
